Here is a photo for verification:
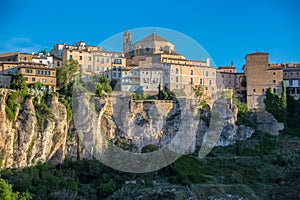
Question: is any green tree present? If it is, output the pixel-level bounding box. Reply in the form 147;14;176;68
0;178;31;200
56;59;79;94
141;91;146;100
10;74;27;90
192;85;209;110
95;75;112;97
264;82;287;124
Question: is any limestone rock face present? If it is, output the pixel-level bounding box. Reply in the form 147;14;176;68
196;101;255;147
0;89;256;169
250;110;284;135
0;89;68;168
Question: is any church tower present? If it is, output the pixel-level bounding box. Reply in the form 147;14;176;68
123;30;132;57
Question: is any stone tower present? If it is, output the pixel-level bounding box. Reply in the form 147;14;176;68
123;30;132;57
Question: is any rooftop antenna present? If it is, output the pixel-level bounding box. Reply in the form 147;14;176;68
231;61;233;66
152;28;155;40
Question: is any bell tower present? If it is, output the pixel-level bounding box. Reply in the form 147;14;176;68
123;30;132;57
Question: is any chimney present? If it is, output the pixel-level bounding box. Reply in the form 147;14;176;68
206;57;210;66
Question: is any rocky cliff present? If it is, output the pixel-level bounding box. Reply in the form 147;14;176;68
0;89;68;168
71;93;255;158
0;89;255;169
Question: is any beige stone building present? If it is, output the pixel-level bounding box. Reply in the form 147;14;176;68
121;31;217;99
243;52;283;110
0;52;56;91
51;41;126;82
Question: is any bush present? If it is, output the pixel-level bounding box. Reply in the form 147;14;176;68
59;98;72;122
141;144;158;153
0;178;31;200
264;84;287;124
236;103;255;128
5;91;23;121
95;76;112;97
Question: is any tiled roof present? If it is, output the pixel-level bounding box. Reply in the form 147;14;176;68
138;33;171;43
246;52;269;56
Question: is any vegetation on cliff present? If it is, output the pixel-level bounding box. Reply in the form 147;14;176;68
0;130;299;199
264;82;287;125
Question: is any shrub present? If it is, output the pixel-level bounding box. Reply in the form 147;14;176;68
236;103;255;128
141;144;158;153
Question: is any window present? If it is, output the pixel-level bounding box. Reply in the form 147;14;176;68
113;66;116;70
114;59;122;64
9;68;14;74
24;57;27;61
118;73;121;78
289;80;293;86
25;77;28;81
79;56;82;60
200;78;203;84
175;76;178;82
175;68;179;74
190;70;193;75
273;80;276;84
205;71;208;76
118;66;122;71
273;72;276;75
113;72;116;78
42;79;46;83
101;58;104;64
253;88;256;92
209;80;212;85
69;55;73;59
190;78;193;84
229;69;232;73
273;88;276;93
87;65;92;72
87;75;91;80
96;66;100;71
96;57;99;62
88;57;91;61
106;58;109;63
57;62;60;66
32;77;36;82
284;72;287;76
291;72;293;76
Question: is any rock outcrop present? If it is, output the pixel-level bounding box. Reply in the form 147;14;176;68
196;100;254;147
250;110;284;135
0;89;255;169
0;89;68;168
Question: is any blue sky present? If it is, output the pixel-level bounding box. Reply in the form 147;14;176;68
1;0;299;72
